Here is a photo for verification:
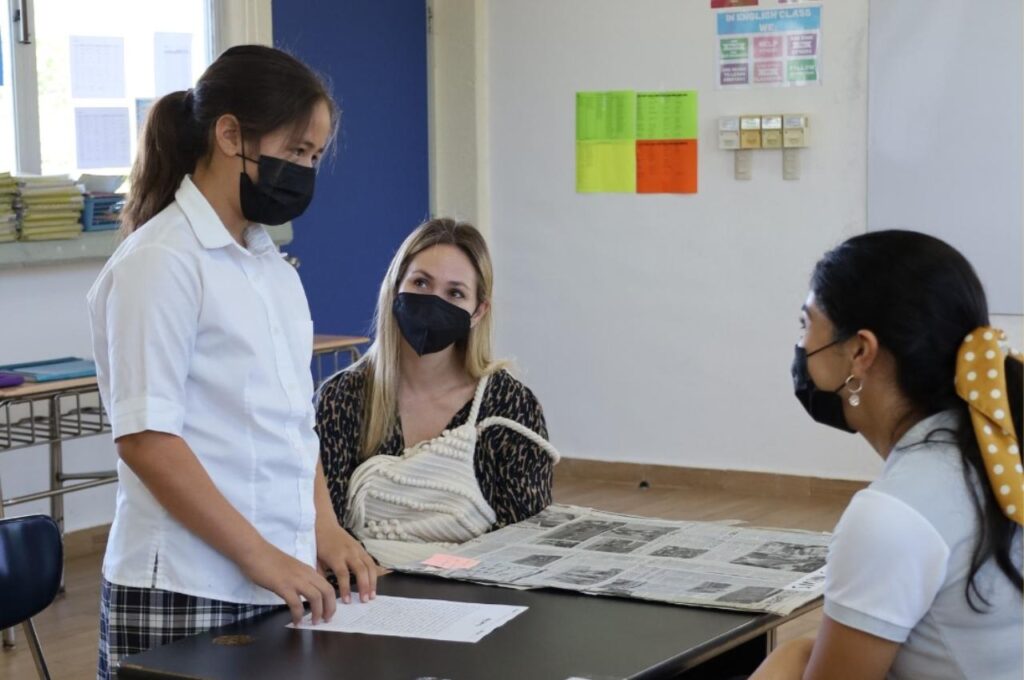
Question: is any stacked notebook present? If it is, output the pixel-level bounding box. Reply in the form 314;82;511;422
0;172;16;243
0;357;97;382
82;193;125;231
14;175;85;241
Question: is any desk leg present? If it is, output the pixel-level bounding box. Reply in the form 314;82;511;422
315;347;363;386
49;396;65;536
48;397;66;595
49;438;65;537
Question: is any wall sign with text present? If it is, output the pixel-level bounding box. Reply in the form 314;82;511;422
716;6;822;88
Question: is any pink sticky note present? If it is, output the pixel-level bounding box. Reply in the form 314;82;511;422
422;554;480;570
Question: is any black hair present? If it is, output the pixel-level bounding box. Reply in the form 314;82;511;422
811;229;1023;611
122;45;337;232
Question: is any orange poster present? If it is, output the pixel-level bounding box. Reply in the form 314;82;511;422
636;140;698;194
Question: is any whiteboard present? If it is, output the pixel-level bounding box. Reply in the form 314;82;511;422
867;0;1023;314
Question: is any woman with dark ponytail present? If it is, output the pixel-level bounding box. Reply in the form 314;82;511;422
88;46;377;678
752;230;1022;679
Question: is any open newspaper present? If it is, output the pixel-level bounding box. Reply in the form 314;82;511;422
394;505;829;616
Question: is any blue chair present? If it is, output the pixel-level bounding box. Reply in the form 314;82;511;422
0;514;63;680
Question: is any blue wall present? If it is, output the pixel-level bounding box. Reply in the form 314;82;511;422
272;0;430;338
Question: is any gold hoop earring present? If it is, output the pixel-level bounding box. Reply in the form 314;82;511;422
844;375;864;407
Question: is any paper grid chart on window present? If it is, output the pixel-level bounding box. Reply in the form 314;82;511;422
576;90;698;194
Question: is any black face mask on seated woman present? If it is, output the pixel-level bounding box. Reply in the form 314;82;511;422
791;339;857;434
392;292;472;356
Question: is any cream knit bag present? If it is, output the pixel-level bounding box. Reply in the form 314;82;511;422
344;373;561;566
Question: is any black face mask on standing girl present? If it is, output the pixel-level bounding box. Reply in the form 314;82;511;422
237;149;316;226
392;293;472;356
791;339;857;434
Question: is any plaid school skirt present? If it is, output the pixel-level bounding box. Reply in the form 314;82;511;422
97;579;281;679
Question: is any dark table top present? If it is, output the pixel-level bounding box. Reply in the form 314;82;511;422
119;572;818;680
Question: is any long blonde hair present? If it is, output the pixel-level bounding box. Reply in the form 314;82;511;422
353;218;503;457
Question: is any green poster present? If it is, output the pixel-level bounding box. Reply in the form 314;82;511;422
787;59;818;82
576;91;636;141
719;37;748;60
576;141;636;193
637;91;698;140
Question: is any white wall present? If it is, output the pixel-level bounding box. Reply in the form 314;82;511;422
0;263;117;531
480;0;1023;481
867;0;1023;315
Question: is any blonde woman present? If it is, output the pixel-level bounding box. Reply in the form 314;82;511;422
316;218;558;565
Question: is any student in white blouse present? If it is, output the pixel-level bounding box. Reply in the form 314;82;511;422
752;231;1022;680
87;46;376;679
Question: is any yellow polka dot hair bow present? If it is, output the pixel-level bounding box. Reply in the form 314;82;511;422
955;327;1022;525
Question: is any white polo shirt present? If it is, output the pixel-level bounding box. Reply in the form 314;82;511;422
825;410;1023;679
87;176;319;605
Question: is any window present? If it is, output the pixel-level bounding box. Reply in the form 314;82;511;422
0;3;17;170
3;0;218;177
34;0;211;176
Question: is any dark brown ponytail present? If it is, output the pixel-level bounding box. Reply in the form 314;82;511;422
121;45;337;233
122;90;200;234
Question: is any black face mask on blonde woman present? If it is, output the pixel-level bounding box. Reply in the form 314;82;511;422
392;292;471;356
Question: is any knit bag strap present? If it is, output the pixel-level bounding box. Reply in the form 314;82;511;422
476;416;561;464
466;373;491;425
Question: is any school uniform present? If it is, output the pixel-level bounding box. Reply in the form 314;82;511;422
825;410;1023;679
87;175;319;677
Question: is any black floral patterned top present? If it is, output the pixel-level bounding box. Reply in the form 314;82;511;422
316;366;553;529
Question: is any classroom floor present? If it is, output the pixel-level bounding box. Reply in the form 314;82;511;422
1;477;848;679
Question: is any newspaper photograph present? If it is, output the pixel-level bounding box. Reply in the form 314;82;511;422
395;505;829;615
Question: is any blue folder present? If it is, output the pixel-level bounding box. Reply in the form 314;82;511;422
0;357;97;382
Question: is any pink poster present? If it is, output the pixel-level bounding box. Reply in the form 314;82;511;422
754;35;784;58
754;60;784;84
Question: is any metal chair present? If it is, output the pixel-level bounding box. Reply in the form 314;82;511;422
0;514;63;680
